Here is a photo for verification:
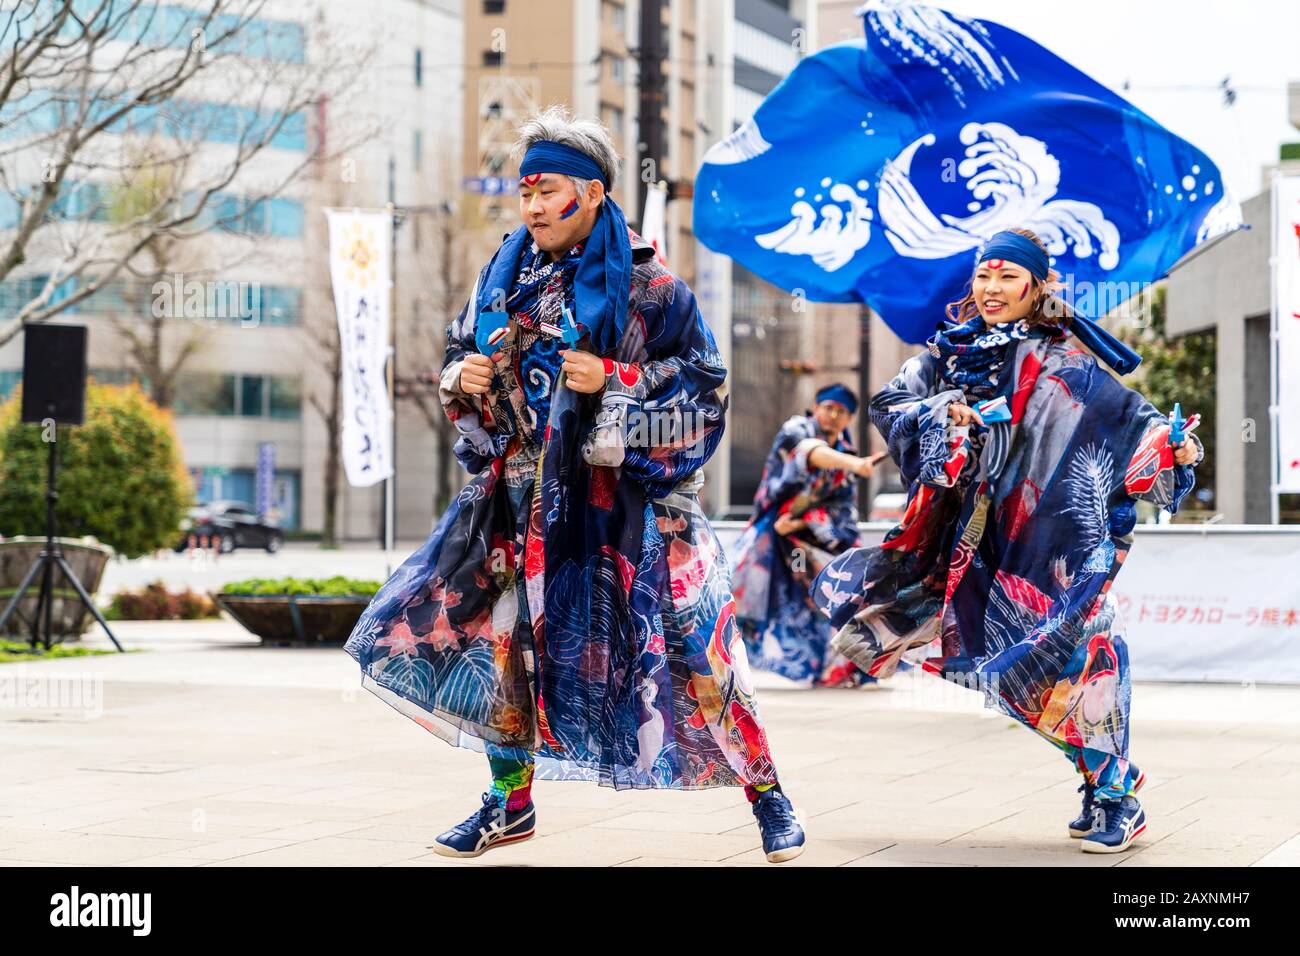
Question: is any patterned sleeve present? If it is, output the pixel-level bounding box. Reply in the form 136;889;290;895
580;274;728;500
869;350;964;488
438;267;510;474
1114;385;1200;514
750;417;822;512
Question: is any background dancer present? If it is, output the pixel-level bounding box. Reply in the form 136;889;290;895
732;385;882;686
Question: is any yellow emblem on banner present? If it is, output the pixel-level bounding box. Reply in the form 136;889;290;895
338;221;379;287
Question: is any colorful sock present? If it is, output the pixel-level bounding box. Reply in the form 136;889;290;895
744;782;778;803
487;746;536;811
1077;749;1134;801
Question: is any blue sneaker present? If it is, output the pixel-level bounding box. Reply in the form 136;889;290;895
1067;782;1098;838
1081;795;1147;854
1068;762;1145;838
432;792;536;858
752;788;806;863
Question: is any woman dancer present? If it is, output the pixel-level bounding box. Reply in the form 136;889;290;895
815;229;1202;853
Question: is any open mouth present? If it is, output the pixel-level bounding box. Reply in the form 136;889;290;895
983;300;1007;313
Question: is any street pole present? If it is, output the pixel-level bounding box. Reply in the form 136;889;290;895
858;304;873;519
637;0;665;224
384;157;398;562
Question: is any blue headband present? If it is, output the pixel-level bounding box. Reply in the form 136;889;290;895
976;231;1049;282
476;140;631;355
815;384;858;415
520;140;609;188
969;230;1143;375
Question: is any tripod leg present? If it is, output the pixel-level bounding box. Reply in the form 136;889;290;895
0;555;46;632
54;555;124;652
38;555;55;650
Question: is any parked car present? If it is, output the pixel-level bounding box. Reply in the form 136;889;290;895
177;500;283;554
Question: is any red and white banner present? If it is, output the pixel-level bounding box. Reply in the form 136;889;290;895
1109;529;1300;683
641;182;669;267
1276;174;1300;494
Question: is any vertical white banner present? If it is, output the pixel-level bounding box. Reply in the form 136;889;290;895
641;182;669;267
326;209;393;488
1276;175;1300;494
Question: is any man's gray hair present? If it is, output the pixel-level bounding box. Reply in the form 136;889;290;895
512;105;620;194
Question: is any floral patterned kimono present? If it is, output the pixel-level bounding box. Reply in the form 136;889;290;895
344;230;779;793
814;318;1198;799
731;414;868;685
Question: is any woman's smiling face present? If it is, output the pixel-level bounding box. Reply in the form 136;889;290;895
972;259;1037;325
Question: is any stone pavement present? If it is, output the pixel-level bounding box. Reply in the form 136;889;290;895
1;620;1298;867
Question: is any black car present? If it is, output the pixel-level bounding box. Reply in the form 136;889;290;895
177;500;284;554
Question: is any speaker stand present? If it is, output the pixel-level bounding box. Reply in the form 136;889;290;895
0;436;123;652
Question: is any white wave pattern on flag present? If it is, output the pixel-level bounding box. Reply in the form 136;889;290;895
701;117;771;166
879;121;1121;269
869;5;1018;108
1196;192;1244;243
755;182;874;272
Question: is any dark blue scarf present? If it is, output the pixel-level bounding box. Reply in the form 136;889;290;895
475;202;632;356
928;317;1050;398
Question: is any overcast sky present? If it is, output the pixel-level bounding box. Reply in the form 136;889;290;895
872;0;1299;204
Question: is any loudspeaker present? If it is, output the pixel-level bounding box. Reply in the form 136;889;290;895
21;324;87;425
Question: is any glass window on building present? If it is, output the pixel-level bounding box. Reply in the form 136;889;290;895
267;376;302;420
175;373;236;416
482;50;503;68
88;368;147;390
253;286;301;326
267;198;304;237
239;375;265;417
239;197;268;235
413;129;423;173
483;0;506;14
414;47;423;87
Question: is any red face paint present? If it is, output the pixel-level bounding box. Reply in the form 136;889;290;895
559;198;579;220
984;258;1005;269
1018;282;1029;301
521;173;542;186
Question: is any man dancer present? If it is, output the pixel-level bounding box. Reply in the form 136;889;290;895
344;106;805;863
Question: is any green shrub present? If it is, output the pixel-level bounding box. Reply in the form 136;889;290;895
0;381;192;558
220;576;382;597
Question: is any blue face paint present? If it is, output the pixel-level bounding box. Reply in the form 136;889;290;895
559;198;579;220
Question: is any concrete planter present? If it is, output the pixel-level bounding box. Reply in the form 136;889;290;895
213;592;371;646
0;536;113;642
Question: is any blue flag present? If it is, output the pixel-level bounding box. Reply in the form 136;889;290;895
694;4;1242;344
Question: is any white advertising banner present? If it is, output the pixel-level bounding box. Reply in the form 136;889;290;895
1107;530;1300;683
1276;174;1300;494
326;209;393;488
711;525;1300;684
